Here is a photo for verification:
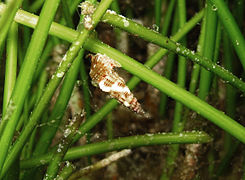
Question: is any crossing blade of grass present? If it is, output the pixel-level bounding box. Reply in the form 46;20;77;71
155;0;162;28
161;0;187;179
0;0;61;174
159;0;177;117
2;22;18;116
197;2;219;177
110;0;120;13
1;21;19;179
61;0;74;28
32;50;84;157
33;40;54;82
0;0;23;49
56;162;75;180
21;70;48;161
80;51;93;149
215;30;239;177
20;131;212;169
29;0;44;13
172;0;187;133
78;0;98;163
198;2;218;100
209;0;245;71
181;9;207;141
160;0;176;36
44;114;83;180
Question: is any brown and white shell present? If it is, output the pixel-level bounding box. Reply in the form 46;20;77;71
89;53;145;115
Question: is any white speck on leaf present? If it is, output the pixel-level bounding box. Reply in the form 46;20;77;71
56;72;64;78
123;19;129;27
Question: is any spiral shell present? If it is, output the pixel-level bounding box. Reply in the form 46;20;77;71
89;53;144;114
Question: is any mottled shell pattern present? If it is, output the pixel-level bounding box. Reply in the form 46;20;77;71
89;53;145;115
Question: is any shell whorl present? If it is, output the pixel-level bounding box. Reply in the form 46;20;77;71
89;53;145;115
